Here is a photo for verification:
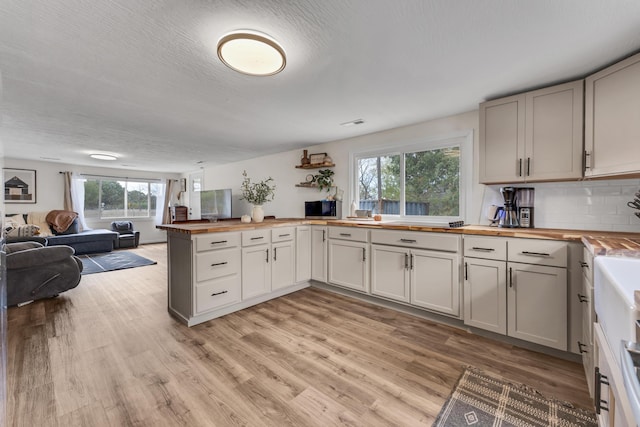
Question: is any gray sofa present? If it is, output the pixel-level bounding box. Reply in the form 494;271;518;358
6;214;118;255
5;241;83;306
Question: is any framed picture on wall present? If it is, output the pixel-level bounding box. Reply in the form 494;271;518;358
3;168;37;204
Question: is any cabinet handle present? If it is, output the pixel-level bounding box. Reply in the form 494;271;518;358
577;341;588;354
520;251;550;257
509;267;513;288
410;254;414;270
577;293;588;303
266;248;269;263
322;230;326;242
210;240;227;245
594;367;609;414
518;158;522;177
400;238;417;244
211;290;228;297
579;261;589;269
362;248;366;262
404;253;409;269
274;247;277;261
278;234;290;238
526;157;531;176
471;247;495;252
251;236;264;240
210;262;228;267
464;262;468;280
584;150;591;170
340;233;352;237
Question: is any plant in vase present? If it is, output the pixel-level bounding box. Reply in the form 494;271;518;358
240;170;276;223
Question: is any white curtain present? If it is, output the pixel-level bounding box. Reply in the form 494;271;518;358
155;180;168;225
160;179;175;224
70;173;90;230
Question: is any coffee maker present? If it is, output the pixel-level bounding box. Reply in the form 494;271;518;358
516;187;535;228
499;187;519;228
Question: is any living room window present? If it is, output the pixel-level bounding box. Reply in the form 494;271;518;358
83;178;162;220
350;131;472;223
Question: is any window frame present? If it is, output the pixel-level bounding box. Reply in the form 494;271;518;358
84;177;161;220
349;130;473;224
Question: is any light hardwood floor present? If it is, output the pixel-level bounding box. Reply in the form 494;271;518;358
7;243;593;426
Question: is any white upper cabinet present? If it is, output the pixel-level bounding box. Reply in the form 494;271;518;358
585;52;640;178
480;80;584;184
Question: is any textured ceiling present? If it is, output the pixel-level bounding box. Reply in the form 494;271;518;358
1;1;640;173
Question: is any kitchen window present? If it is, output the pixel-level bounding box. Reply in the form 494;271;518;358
83;178;162;220
351;131;472;222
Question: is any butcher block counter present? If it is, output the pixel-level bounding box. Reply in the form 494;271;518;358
157;219;640;249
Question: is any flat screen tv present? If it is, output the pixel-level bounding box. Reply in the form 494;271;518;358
200;188;232;220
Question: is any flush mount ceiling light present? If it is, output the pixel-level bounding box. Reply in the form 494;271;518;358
90;153;117;161
217;30;286;76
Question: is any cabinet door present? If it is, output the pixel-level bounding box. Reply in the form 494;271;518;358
311;227;328;283
525;80;584;181
272;241;295;291
585;52;640;177
328;240;369;293
479;94;526;184
241;244;271;300
371;245;409;303
507;263;567;350
410;249;460;317
295;226;311;283
463;258;507;334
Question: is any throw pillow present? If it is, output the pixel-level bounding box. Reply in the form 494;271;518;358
55;218;79;235
5;214;26;228
6;224;41;237
26;212;53;237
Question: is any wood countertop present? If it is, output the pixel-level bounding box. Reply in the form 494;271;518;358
157;219;640;254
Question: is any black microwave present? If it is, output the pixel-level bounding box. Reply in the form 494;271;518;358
305;200;342;219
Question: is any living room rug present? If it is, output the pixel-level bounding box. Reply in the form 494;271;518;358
79;251;157;274
433;368;597;427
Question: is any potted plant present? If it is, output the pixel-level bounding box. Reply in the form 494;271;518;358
313;169;335;192
240;170;276;222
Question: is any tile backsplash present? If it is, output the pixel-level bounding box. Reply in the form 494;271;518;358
481;178;640;232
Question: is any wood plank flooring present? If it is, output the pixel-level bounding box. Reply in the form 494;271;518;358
7;243;593;426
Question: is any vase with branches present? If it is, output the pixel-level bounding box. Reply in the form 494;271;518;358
240;171;276;222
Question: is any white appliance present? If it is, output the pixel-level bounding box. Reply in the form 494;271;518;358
594;256;640;424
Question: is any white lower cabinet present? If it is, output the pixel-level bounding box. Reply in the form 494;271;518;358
369;230;461;317
241;243;271;299
295;226;311;283
371;245;410;302
463;235;568;351
410;249;460;317
464;257;507;334
311;226;328;283
272;240;295;290
507;262;567;350
328;239;369;292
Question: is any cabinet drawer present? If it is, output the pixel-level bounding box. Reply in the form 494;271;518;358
195;248;241;282
272;227;295;242
195;276;241;314
508;238;567;267
328;227;369;243
242;229;271;246
371;230;459;252
195;232;240;252
464;236;507;260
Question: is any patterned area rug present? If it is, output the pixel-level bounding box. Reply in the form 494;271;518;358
433;368;597;426
79;251;157;274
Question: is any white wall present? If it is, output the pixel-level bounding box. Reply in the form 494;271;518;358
4;158;181;243
196;110;482;222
